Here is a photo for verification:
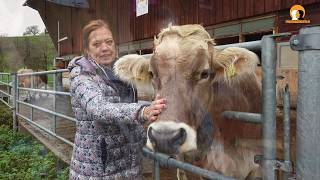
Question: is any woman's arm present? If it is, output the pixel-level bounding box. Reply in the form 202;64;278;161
70;72;144;125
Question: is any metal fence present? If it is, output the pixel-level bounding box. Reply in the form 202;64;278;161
0;25;319;180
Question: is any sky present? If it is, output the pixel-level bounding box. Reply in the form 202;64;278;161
0;0;46;37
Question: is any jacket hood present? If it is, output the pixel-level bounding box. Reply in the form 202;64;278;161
68;56;98;74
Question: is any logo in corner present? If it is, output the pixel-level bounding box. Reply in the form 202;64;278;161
286;5;310;24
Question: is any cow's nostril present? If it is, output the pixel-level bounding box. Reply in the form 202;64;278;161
148;127;156;144
147;127;187;154
171;128;186;146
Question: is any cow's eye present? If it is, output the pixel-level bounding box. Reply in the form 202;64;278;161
149;71;154;79
200;70;210;79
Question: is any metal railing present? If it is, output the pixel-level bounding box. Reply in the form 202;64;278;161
0;73;12;108
0;26;319;180
7;69;75;146
1;69;238;179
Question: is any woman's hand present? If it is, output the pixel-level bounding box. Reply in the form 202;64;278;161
143;94;166;123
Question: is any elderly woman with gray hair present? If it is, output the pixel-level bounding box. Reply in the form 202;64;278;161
68;19;166;179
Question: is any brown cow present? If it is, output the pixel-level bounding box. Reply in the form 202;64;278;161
114;24;262;179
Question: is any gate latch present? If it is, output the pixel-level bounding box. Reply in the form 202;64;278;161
254;155;293;172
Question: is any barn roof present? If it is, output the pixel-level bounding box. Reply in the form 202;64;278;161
24;0;89;8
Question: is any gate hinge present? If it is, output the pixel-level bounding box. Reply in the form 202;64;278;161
290;33;320;51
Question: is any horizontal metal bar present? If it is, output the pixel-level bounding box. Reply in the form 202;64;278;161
0;73;11;75
16;113;74;146
17;100;76;122
17;69;68;76
58;36;68;42
18;87;70;96
142;148;235;180
216;40;261;51
270;32;291;38
0;81;11;86
222;111;262;123
0;90;12;98
0;98;12;109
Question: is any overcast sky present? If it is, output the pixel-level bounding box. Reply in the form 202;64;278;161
0;0;46;37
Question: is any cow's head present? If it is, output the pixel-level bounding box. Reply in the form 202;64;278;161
114;24;259;155
17;69;34;88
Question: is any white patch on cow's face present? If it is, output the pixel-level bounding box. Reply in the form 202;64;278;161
146;121;197;153
155;35;180;60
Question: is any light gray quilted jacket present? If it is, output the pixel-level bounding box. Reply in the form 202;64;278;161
68;57;147;180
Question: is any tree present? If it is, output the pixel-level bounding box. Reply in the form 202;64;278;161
23;25;40;36
0;35;9;71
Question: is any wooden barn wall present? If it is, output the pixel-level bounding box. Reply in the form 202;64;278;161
32;0;320;56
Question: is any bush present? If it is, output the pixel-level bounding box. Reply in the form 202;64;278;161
0;105;69;179
0;103;13;128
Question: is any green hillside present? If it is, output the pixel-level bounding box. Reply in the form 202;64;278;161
0;35;57;72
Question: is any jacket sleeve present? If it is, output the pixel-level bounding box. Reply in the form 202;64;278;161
70;69;145;125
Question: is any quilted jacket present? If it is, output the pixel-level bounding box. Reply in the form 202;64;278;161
68;57;147;180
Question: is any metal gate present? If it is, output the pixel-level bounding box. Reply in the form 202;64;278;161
0;25;319;180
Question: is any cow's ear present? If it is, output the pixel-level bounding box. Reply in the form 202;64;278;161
114;54;154;97
211;47;259;82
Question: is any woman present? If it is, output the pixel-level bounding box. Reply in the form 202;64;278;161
68;19;165;179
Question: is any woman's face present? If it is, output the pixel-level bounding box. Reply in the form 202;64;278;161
87;27;116;66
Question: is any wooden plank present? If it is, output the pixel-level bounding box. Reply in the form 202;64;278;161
230;0;238;20
281;0;301;10
274;0;281;11
245;0;254;17
265;0;275;12
198;0;213;26
144;4;151;38
222;0;231;22
95;0;102;19
179;0;186;25
210;0;216;24
60;7;73;56
307;3;320;24
44;1;59;51
71;8;81;55
216;0;223;23
303;0;320;4
254;0;265;15
149;0;157;36
237;0;246;19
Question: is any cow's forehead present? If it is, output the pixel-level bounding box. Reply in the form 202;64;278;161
154;34;180;61
152;34;210;73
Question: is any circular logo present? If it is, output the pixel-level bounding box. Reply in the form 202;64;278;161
290;5;305;20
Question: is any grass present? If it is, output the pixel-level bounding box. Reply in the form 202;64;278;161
0;102;69;180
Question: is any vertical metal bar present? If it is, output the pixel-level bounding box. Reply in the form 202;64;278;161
53;73;57;133
57;21;60;58
31;107;34;122
294;26;320;180
261;35;277;180
6;74;10;105
30;75;34;120
0;74;2;100
154;160;160;180
11;73;18;132
17;75;20;113
283;85;291;179
0;74;3;101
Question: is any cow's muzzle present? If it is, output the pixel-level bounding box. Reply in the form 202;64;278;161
148;126;187;154
146;122;197;154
